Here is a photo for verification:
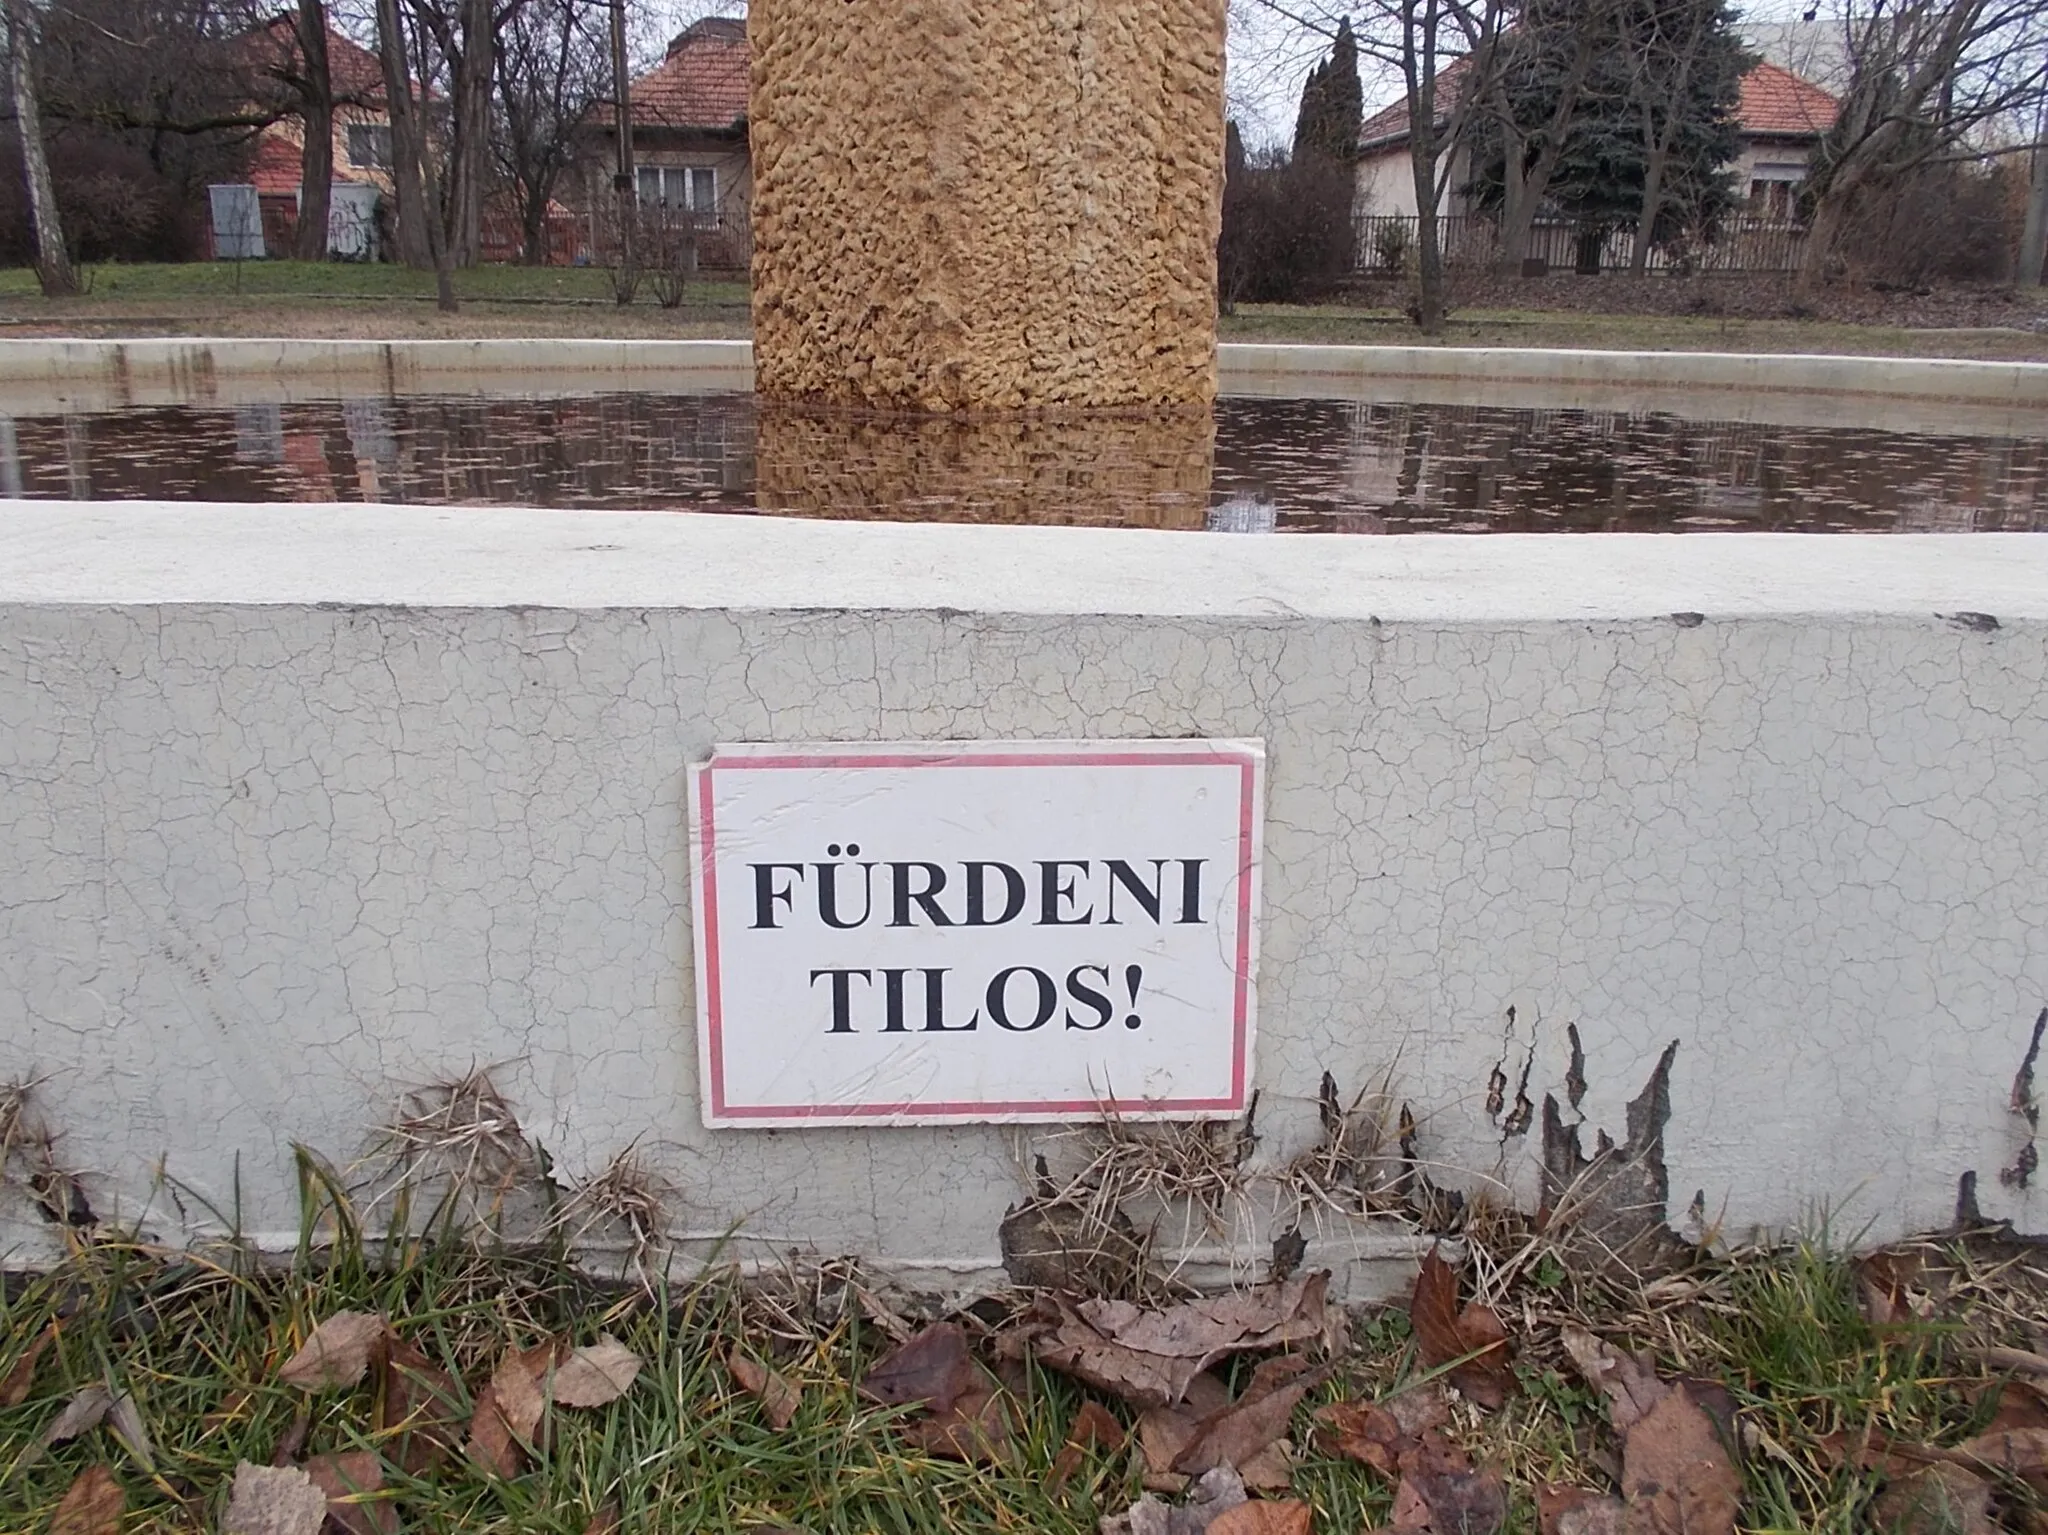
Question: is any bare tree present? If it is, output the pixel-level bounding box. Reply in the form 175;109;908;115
493;0;604;263
285;0;333;259
1798;0;2048;292
372;0;433;266
4;0;77;293
1479;0;1609;270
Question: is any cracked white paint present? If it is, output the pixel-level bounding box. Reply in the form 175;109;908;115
2;502;2047;1293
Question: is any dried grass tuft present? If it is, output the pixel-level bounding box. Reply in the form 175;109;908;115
368;1065;538;1230
547;1141;678;1286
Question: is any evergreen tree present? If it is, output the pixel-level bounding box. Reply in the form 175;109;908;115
1292;18;1362;165
1469;0;1751;258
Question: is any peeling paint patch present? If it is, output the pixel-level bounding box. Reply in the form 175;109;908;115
1540;1040;1684;1273
2000;1008;2048;1190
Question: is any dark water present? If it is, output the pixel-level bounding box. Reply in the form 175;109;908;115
2;391;2043;533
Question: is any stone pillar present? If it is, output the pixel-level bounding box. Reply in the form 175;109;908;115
748;0;1227;412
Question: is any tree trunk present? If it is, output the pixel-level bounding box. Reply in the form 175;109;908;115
4;0;77;296
1796;177;1856;296
1496;128;1525;267
375;0;433;268
445;0;493;266
293;0;334;262
1409;128;1445;334
2020;124;2048;291
1630;146;1667;277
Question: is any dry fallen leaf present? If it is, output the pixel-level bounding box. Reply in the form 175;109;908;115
1409;1251;1514;1411
1206;1500;1313;1535
1393;1467;1508;1534
1023;1276;1330;1410
466;1341;556;1478
551;1337;642;1408
1171;1361;1328;1476
43;1384;115;1444
277;1312;390;1391
862;1322;1014;1462
378;1338;466;1475
1873;1461;1998;1535
1560;1326;1670;1435
47;1465;124;1535
1100;1465;1248;1535
105;1391;154;1474
1536;1486;1626;1535
1048;1399;1126;1494
581;1499;622;1535
220;1461;329;1535
729;1348;800;1430
1;1324;54;1407
1313;1400;1408;1476
306;1450;396;1535
861;1323;983;1413
1621;1386;1741;1535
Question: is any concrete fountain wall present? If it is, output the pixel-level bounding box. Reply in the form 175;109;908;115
2;488;2047;1289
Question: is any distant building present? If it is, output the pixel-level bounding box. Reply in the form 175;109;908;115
236;22;397;257
1353;57;1839;222
579;16;751;261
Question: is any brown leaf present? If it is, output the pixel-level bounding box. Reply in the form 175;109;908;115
1560;1327;1671;1436
1409;1252;1514;1410
43;1384;115;1446
269;1409;311;1467
277;1312;390;1391
466;1341;555;1478
1;1324;54;1407
47;1465;124;1535
581;1500;622;1535
730;1348;801;1430
1313;1400;1407;1477
1858;1251;1917;1326
1100;1466;1249;1535
1872;1462;1998;1535
1206;1500;1313;1535
1070;1398;1127;1450
861;1323;983;1413
1813;1426;1951;1479
1394;1467;1507;1534
900;1385;1016;1463
1536;1486;1627;1535
1022;1277;1330;1410
1981;1379;2048;1436
378;1338;465;1475
220;1461;328;1535
1621;1386;1741;1535
1236;1438;1295;1491
1383;1383;1453;1439
305;1450;396;1535
1953;1424;2048;1479
1173;1364;1327;1477
104;1391;153;1474
551;1337;642;1408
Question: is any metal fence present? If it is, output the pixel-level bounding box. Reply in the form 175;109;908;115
1353;213;1809;276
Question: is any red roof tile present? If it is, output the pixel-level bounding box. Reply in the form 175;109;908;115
250;20;390;105
1357;55;1472;149
1356;56;1836;151
628;18;748;131
1738;60;1838;137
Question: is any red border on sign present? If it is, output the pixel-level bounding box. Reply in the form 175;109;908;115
696;748;1259;1121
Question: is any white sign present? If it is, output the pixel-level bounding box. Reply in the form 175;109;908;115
689;740;1264;1127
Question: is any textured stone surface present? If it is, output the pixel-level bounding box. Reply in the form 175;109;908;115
4;506;2048;1288
747;0;1227;409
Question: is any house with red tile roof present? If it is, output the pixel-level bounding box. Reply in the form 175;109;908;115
1353;55;1839;223
233;21;400;255
579;15;751;257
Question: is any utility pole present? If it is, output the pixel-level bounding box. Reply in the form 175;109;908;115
609;0;635;274
2021;100;2048;293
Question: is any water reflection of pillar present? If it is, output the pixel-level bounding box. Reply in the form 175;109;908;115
752;405;1215;530
0;416;21;497
62;416;92;499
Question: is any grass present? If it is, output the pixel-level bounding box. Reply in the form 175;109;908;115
10;1190;2048;1534
3;261;2042;359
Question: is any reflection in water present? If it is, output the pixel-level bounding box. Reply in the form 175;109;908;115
754;403;1214;528
3;391;2043;533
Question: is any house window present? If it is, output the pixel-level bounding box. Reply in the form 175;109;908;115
346;123;392;170
1747;164;1805;218
636;165;718;215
